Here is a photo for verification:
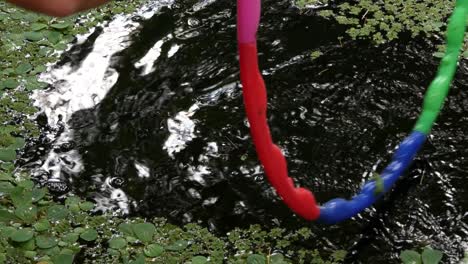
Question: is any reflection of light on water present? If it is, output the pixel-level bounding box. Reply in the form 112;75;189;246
134;35;180;75
135;161;150;178
187;165;210;185
164;104;199;158
135;38;164;75
29;0;174;213
168;44;180;58
92;176;135;215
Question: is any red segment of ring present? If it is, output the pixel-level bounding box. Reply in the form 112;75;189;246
239;42;320;220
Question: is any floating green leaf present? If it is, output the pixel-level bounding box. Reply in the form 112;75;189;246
33;219;51;232
0;209;17;223
23;250;37;259
50;22;72;30
108;237;126;249
270;254;287;264
32;188;47;203
61;233;79;244
80;229;98;242
422;248;443;264
401;250;422;264
192;256;208;264
45;30;62;44
0;148;15;162
3;79;18;89
0;172;13;181
129;254;145;264
17;179;33;189
118;223;134;236
15;63;33;74
53;254;74;264
18;238;36;250
79;202;94;211
14;205;37;223
10;228;34;242
165;240;188;252
47;205;68;221
31;23;47;31
11;186;33;208
36;235;58;249
132;223;155;243
0;182;14;194
23;31;43;41
247;254;267;264
144;244;164;257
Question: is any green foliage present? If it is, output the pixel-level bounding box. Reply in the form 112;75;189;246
296;0;467;57
298;0;453;43
0;0;148;161
400;248;443;264
0;170;346;263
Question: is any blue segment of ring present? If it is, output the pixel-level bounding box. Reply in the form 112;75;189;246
318;131;427;224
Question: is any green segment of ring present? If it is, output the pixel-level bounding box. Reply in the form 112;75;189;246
414;0;468;135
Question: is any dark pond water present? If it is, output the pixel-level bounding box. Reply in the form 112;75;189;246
19;0;468;262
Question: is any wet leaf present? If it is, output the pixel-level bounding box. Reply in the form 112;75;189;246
17;179;33;189
23;250;37;259
18;237;36;250
129;254;145;264
165;240;188;251
15;63;33;74
33;219;51;232
132;223;155;243
247;254;267;264
45;31;62;44
36;235;58;249
10;228;34;242
47;205;68;221
1;162;14;172
118;223;134;236
11;186;33;208
0;226;16;238
270;254;287;264
2;79;18;89
32;65;47;74
0;172;13;181
53;254;74;264
24;31;43;41
109;237;126;249
192;256;208;264
0;209;17;223
0;182;14;195
0;148;15;162
80;229;98;242
65;196;81;206
422;248;443;264
61;233;79;244
32;188;47;203
401;250;422;264
79;201;94;211
14;204;37;223
31;23;48;31
50;22;72;29
42;245;60;256
144;244;164;257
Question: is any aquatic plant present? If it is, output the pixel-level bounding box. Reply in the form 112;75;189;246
0;0;145;162
0;169;346;263
297;0;453;42
400;248;443;264
296;0;468;58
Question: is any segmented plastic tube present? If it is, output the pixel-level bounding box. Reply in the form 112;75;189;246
237;0;468;223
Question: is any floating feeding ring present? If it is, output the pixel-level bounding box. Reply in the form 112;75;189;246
236;0;468;224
